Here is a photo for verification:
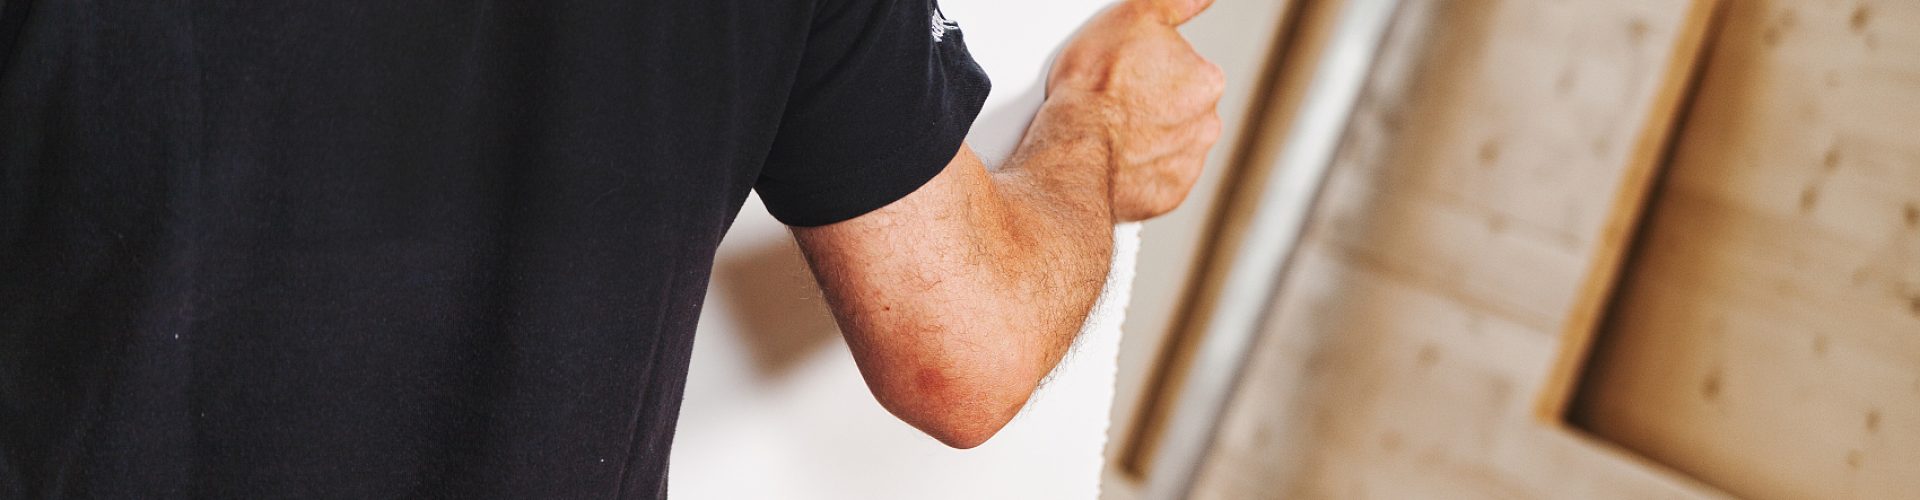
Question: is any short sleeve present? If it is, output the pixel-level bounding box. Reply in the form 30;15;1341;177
756;0;992;227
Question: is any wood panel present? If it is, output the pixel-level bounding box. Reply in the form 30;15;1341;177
1187;0;1732;498
1570;1;1920;498
1533;0;1722;421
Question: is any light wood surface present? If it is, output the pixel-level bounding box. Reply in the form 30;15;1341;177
1571;1;1920;498
1186;1;1737;498
1533;0;1720;423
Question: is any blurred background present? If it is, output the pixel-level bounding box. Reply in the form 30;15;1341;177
674;0;1918;499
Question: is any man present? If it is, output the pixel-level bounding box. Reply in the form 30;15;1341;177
0;0;1222;497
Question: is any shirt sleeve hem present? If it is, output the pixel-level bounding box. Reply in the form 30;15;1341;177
764;91;986;228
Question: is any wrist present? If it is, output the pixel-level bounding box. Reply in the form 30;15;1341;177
999;95;1120;221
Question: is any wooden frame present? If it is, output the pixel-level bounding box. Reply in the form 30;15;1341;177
1533;0;1721;424
1539;1;1920;497
1123;0;1740;497
1529;0;1732;494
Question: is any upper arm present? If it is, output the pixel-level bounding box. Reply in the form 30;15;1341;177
754;0;1090;448
755;0;990;228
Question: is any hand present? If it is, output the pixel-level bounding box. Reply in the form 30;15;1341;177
1046;0;1225;222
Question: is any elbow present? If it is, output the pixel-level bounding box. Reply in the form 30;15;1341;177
873;365;1040;450
919;401;1019;449
850;305;1083;450
923;418;1005;450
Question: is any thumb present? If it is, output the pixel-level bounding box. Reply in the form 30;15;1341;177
1146;0;1215;25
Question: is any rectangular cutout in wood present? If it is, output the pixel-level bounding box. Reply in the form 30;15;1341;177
1541;1;1920;499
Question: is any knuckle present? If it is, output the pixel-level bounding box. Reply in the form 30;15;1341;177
1157;162;1202;213
1184;116;1221;147
1184;61;1226;102
1181;155;1207;180
1156;188;1190;216
1203;60;1226;87
1202;116;1224;144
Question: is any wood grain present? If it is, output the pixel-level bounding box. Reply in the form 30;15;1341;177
1535;0;1722;422
1570;1;1920;498
1183;1;1733;498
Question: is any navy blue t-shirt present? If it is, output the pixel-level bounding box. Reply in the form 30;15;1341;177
0;0;988;497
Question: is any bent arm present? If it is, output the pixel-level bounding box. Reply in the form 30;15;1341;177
790;108;1115;448
789;0;1221;448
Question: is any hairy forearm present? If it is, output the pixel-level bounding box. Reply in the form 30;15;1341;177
795;0;1221;450
982;100;1120;368
978;131;1116;369
790;104;1119;448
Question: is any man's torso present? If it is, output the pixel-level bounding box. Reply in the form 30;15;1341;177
1;2;810;497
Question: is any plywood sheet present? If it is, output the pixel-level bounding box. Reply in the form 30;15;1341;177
1570;1;1920;498
1187;0;1731;498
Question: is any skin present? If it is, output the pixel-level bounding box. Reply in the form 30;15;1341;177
790;0;1225;449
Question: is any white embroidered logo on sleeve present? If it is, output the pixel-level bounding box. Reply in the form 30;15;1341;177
931;9;961;42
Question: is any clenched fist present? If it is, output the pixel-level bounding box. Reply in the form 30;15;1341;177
1046;0;1225;222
